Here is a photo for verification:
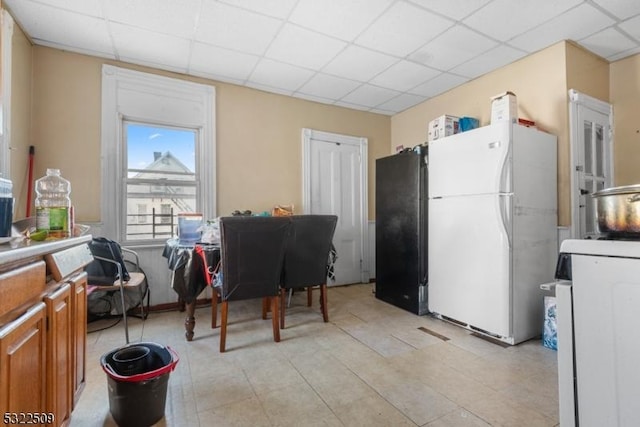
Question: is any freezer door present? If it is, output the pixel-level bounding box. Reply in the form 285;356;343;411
428;193;511;338
429;122;511;198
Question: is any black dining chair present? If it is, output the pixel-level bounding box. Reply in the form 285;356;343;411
280;215;338;329
212;216;291;352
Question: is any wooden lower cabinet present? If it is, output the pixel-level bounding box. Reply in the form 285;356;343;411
69;273;87;406
45;284;73;426
0;303;48;419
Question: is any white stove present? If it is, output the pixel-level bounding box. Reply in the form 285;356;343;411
556;238;640;427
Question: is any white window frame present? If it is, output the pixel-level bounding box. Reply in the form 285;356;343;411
0;11;14;178
101;65;215;245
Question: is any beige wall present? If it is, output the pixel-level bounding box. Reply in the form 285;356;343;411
8;22;32;219
610;53;640;186
392;42;571;225
23;46;390;222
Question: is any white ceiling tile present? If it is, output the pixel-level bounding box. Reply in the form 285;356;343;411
110;22;191;70
292;92;336;104
355;1;454;57
340;84;401;108
370;60;440;92
368;108;395;115
265;24;347;70
376;93;426;114
463;0;582;41
410;25;497;71
592;0;640;20
296;73;362;100
406;0;491;21
410;73;469;97
218;0;298;19
5;0;113;55
13;0;103;17
103;0;199;39
190;69;245;86
608;46;640;61
245;82;294;97
190;42;259;81
34;39;116;60
289;0;393;42
333;100;371;111
195;1;282;55
248;59;316;92
509;4;615;53
619;14;640;40
579;28;638;59
450;45;527;78
323;45;398;81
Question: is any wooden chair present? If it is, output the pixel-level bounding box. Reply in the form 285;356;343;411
211;216;291;352
86;238;148;344
280;215;338;329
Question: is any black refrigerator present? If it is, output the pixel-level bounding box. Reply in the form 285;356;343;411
375;149;428;315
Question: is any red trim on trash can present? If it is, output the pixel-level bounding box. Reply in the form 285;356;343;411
102;346;179;383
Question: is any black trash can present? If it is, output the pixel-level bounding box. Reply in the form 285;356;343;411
101;342;179;427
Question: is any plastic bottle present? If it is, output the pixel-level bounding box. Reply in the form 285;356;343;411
35;168;71;238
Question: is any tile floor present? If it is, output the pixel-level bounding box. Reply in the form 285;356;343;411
71;284;559;427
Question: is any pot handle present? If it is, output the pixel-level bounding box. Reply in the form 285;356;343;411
628;194;640;203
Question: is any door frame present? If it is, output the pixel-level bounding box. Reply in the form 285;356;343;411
301;128;369;283
568;89;614;238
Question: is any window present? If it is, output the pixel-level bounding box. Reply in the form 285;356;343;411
125;122;197;240
101;65;215;244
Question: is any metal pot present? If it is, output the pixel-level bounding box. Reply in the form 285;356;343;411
592;184;640;236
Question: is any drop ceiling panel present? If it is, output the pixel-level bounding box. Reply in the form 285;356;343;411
289;0;394;42
110;22;191;70
579;28;638;59
218;0;299;19
619;14;640;41
410;25;497;71
265;24;347;70
103;0;200;39
190;42;260;81
323;45;398;82
410;73;469;97
406;0;491;21
509;4;615;53
463;0;582;41
376;93;426;114
450;45;527;79
27;0;103;17
248;59;316;92
592;0;640;20
296;73;361;100
340;84;401;107
195;1;282;55
355;1;454;57
370;60;440;92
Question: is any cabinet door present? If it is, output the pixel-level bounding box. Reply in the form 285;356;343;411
44;284;72;427
0;303;47;416
69;272;87;405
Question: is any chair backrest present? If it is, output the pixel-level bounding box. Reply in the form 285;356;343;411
86;237;130;283
219;216;291;301
282;215;338;289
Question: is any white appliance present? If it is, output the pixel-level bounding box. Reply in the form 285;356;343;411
428;122;557;344
556;239;640;427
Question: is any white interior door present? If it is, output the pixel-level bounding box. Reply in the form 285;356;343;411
303;129;368;286
569;90;613;238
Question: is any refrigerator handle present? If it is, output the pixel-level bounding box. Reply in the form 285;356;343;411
498;194;512;248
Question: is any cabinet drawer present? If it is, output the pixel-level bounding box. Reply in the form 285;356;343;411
0;261;46;320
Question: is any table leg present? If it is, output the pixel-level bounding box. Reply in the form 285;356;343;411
185;301;196;341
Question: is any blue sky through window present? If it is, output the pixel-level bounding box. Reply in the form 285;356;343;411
126;123;196;173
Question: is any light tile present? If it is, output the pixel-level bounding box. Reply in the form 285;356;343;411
410;73;469;98
218;0;298;19
289;0;394;42
247;59;316;92
592;0;640;19
296;73;362;100
450;45;527;79
189;42;259;81
332;394;416;426
376;93;426;114
370;60;440;92
579;28;638;60
463;0;582;41
425;408;491;426
509;3;615;54
323;45;398;82
340;84;400;108
355;1;454;57
406;0;492;20
377;380;458;425
618;14;640;42
265;24;347;70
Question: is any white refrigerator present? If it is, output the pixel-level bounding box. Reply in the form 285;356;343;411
428;122;557;344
